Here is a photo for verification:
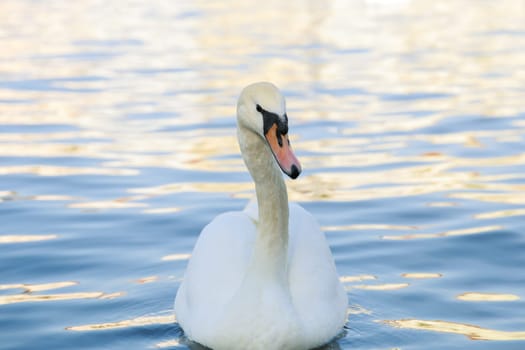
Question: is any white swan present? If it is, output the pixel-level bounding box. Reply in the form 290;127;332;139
174;82;348;350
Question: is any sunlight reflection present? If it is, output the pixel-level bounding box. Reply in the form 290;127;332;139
122;164;525;204
286;169;522;203
324;224;417;232
67;315;174;331
0;279;123;305
381;225;503;240
0;191;15;198
427;202;458;207
0;292;107;305
457;292;520;302
143;207;181;214
156;339;182;348
30;195;77;201
130;182;253;196
383;319;525;341
450;192;525;205
402;273;442;279
99;292;124;300
161;254;192;261
474;208;525;219
135;276;158;284
0;281;77;292
339;275;377;283
22;281;77;293
67;195;149;210
0;165;138;176
1;0;524;348
347;304;372;315
0;234;58;244
68;200;147;210
352;283;409;291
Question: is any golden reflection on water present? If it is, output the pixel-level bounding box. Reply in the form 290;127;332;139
135;276;158;284
143;207;181;214
0;0;523;207
1;0;524;348
284;166;523;203
347;304;372;316
475;208;525;219
339;275;377;283
427;201;458;207
30;195;77;201
156;339;182;348
457;292;520;302
130;182;254;196
68;199;147;210
0;292;107;305
0;234;58;244
0;165;138;177
341;275;412;292
383;319;525;341
0;281;77;292
352;283;410;291
324;224;417;232
401;273;442;279
161;253;192;262
450;192;525;205
67;315;174;332
381;225;503;240
66;195;151;210
0;279;123;306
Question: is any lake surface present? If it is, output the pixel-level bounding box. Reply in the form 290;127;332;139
1;0;525;349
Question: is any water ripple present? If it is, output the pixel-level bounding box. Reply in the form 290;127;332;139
1;0;524;349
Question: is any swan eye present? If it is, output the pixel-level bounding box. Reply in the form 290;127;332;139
256;104;288;140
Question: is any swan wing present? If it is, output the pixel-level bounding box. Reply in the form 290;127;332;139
174;210;257;337
288;203;348;340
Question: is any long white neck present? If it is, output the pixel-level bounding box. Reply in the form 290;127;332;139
238;124;289;284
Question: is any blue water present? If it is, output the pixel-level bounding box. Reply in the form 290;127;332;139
1;1;525;349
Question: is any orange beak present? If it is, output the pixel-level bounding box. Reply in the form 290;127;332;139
264;123;302;179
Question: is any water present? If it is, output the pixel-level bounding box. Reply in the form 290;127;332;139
1;0;525;349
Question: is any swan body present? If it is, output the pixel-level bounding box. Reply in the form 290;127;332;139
174;82;348;350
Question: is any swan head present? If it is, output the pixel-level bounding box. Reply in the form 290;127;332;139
237;82;302;179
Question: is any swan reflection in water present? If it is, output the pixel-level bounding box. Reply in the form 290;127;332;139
177;328;344;350
181;339;343;350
